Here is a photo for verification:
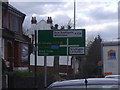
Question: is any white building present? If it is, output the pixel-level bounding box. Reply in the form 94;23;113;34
102;40;120;75
28;17;76;75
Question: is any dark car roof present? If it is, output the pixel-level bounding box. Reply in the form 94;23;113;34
48;78;120;88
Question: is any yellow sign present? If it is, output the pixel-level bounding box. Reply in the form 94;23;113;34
107;49;116;60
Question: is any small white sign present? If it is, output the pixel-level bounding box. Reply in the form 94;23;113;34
69;47;84;54
53;31;82;38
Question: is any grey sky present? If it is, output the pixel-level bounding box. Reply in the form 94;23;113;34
10;0;119;41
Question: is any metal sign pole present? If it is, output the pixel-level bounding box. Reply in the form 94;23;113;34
44;56;47;88
67;38;69;77
34;30;37;88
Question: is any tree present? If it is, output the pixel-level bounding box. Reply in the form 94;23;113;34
83;35;102;77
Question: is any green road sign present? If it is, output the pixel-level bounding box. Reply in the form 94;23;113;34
38;29;85;56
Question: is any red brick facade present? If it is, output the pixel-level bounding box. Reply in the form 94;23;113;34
29;65;73;75
2;2;30;68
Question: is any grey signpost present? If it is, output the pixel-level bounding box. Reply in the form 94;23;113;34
37;29;85;87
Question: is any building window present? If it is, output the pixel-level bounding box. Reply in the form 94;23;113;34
1;38;4;59
7;40;12;58
10;14;20;33
2;10;8;29
21;44;28;63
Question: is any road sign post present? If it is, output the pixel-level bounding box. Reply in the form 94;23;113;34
38;29;85;56
37;29;85;86
67;38;69;76
44;56;47;88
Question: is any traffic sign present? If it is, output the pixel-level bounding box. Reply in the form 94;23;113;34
38;29;85;56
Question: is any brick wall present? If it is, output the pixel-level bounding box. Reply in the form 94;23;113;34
29;65;73;74
29;65;54;73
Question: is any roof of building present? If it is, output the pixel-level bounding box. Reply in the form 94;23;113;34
102;40;120;46
37;19;47;25
2;2;26;16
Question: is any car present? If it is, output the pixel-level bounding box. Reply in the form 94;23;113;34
47;78;120;90
105;75;120;79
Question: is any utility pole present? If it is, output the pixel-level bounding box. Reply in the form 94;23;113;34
73;0;76;78
74;0;76;29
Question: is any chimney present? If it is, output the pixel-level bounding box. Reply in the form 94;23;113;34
47;17;53;24
55;24;58;29
60;26;64;29
47;17;50;24
31;17;37;24
51;26;54;29
49;17;53;24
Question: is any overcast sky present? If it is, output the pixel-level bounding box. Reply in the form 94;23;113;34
9;0;119;41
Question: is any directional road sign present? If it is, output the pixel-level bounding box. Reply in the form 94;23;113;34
38;29;85;56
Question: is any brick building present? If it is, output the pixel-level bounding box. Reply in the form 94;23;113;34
1;2;30;71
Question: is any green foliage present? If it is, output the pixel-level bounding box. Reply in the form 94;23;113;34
4;71;34;77
84;35;102;77
37;71;63;87
4;71;61;88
